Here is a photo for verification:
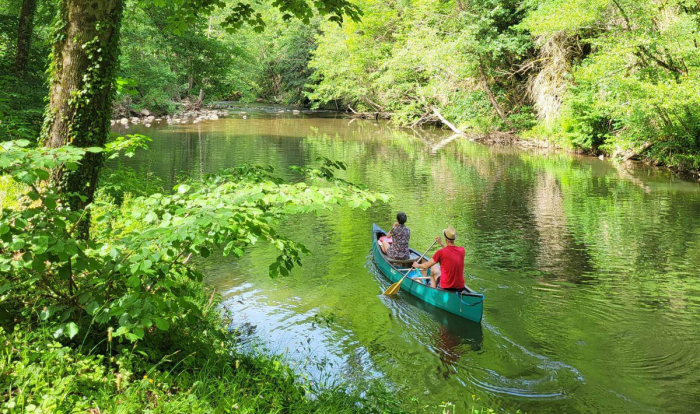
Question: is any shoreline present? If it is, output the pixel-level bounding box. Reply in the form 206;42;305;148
111;107;230;128
470;131;700;181
442;128;700;182
111;102;700;181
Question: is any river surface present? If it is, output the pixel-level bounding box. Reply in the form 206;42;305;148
114;104;700;413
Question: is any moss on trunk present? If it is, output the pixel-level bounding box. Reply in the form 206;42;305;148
41;0;124;213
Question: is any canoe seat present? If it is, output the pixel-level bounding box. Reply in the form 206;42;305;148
385;249;428;266
386;257;415;266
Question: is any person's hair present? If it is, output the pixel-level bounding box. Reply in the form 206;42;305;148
397;211;407;225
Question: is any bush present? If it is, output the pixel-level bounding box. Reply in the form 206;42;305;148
0;280;403;413
0;138;403;412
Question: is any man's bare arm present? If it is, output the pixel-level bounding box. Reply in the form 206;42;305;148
413;259;436;269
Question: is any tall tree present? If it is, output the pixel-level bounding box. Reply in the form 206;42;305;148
14;0;37;76
41;0;123;213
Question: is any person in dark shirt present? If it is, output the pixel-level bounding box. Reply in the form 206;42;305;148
379;212;411;260
412;227;465;291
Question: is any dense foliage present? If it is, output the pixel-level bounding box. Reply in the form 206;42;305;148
115;3;324;114
1;0;699;409
0;138;384;341
0;137;395;411
0;0;53;142
307;0;700;170
523;0;700;169
306;0;535;128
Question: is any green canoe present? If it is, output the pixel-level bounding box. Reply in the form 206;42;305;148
372;224;484;323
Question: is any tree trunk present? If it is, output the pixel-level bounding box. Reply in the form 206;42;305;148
478;60;514;128
15;0;37;76
195;88;204;110
41;0;124;214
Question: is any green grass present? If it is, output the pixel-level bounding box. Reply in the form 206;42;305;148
0;278;404;413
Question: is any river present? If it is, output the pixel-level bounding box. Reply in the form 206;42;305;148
114;104;700;413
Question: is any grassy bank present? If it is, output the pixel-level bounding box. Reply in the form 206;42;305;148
0;277;402;413
0;175;401;413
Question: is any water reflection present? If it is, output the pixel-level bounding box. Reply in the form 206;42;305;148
116;104;700;414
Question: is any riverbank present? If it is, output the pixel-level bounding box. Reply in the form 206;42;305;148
110;101;317;128
112;100;700;180
485;130;700;181
111;98;231;128
426;111;700;181
0;279;405;413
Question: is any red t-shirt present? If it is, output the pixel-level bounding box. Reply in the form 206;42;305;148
432;245;465;289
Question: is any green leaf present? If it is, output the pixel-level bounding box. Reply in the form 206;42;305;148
177;184;191;194
86;301;100;315
132;326;145;339
141;259;152;271
35;169;49;180
18;171;37;185
53;327;64;338
31;258;46;271
44;196;57;210
9;239;25;251
155;318;170;331
66;322;79;339
127;275;141;288
95;309;110;324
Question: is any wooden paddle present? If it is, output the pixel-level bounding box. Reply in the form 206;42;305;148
383;239;437;296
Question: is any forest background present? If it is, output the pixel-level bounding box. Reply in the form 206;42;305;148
2;0;700;170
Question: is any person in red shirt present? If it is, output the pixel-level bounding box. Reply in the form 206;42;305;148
412;227;465;291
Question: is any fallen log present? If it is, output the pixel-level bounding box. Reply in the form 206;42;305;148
431;107;465;135
621;141;653;161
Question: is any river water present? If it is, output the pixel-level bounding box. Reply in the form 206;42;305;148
115;104;700;413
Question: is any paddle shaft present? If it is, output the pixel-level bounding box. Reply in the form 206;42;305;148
384;239;437;295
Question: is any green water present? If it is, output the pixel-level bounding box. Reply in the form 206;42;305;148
115;104;700;413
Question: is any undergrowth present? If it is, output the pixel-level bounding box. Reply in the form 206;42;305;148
0;278;403;414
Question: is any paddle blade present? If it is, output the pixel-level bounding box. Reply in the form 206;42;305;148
383;279;403;295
